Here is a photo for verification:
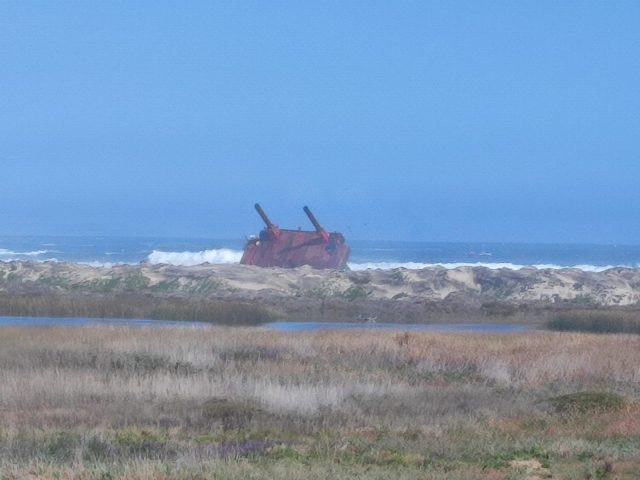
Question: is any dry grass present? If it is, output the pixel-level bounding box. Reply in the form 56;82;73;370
1;326;640;478
0;293;271;325
546;310;640;335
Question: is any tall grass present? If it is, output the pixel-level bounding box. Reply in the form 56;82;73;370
0;293;272;325
546;310;640;334
0;327;639;422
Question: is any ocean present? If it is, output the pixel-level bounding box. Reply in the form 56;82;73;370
1;235;639;272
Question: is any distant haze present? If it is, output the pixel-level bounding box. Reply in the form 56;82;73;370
1;1;639;243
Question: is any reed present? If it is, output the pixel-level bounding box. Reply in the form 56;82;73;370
0;293;271;325
545;309;640;334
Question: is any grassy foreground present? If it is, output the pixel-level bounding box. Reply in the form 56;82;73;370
1;327;640;479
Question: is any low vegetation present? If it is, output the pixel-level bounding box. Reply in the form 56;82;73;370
1;326;640;478
546;310;640;334
0;293;271;325
550;391;626;415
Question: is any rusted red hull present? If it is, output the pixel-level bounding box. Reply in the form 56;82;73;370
241;230;350;269
240;204;350;269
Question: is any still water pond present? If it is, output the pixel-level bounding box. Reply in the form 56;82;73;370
0;316;527;333
267;321;527;333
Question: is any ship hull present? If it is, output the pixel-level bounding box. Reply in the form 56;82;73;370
241;229;350;269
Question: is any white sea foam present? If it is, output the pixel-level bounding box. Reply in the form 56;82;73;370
79;261;120;268
147;248;243;266
347;261;621;272
0;248;49;257
142;247;623;272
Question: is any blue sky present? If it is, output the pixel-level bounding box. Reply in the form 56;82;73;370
1;1;639;242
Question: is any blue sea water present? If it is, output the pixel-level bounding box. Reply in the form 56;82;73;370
1;235;640;271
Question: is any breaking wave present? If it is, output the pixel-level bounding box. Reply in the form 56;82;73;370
0;248;49;258
143;248;622;272
147;248;243;266
79;261;125;268
347;261;620;272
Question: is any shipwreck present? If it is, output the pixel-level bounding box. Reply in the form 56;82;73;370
240;203;350;269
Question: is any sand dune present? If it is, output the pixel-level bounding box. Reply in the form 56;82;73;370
1;261;639;306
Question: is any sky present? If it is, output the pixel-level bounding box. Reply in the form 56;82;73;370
1;1;639;243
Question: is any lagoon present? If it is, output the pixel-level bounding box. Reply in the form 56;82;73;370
0;316;528;333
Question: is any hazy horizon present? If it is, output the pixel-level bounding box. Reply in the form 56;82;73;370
2;1;639;243
2;232;640;248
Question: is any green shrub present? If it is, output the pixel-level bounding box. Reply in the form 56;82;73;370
122;273;150;291
115;428;162;447
83;278;121;293
549;391;625;414
340;285;372;301
46;431;80;461
201;398;263;431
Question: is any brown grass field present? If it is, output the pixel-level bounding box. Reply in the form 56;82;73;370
1;325;639;479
